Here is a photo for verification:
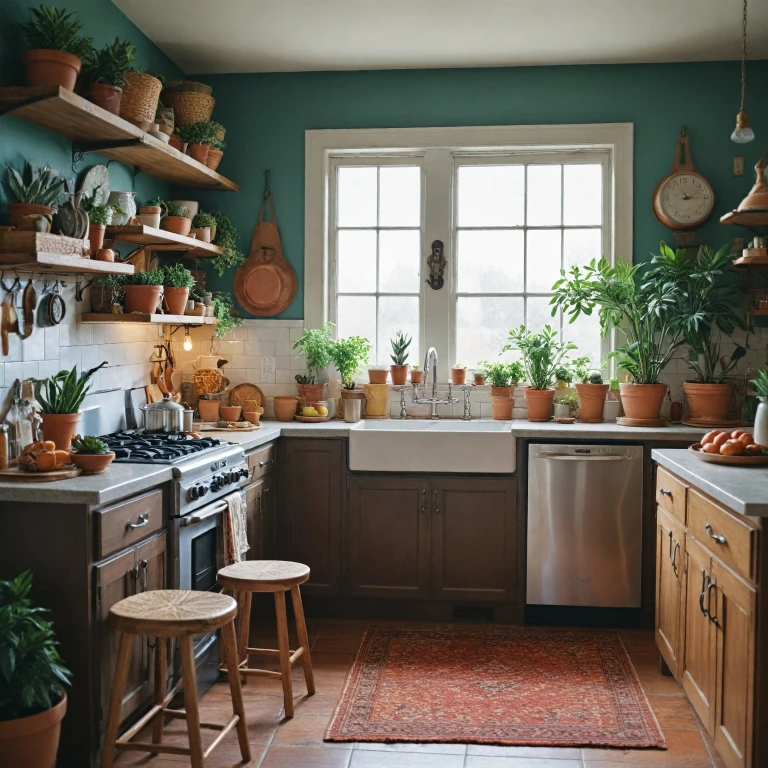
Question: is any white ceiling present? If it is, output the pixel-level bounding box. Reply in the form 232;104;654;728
114;0;768;74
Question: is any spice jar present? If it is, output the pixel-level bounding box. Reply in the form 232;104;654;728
0;424;9;470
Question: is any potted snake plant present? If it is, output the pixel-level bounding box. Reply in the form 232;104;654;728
390;331;411;385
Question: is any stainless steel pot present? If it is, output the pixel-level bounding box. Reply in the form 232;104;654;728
142;394;186;432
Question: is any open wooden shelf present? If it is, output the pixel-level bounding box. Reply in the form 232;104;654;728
735;256;768;268
0;251;134;275
107;225;222;259
0;87;238;191
81;312;215;325
720;210;768;227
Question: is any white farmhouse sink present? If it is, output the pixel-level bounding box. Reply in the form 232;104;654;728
349;420;515;473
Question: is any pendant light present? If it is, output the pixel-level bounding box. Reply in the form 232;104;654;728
731;0;755;144
183;326;193;351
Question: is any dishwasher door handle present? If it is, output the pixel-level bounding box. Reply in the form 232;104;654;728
535;453;633;461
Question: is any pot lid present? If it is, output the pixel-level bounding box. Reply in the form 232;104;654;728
143;393;184;412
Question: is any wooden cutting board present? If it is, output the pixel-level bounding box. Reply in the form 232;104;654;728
0;466;82;482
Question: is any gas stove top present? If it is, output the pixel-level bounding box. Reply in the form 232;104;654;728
98;431;225;464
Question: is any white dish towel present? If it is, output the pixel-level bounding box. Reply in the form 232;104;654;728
223;490;249;564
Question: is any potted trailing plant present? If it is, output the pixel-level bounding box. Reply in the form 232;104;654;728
35;362;107;449
209;210;245;276
647;243;748;423
552;256;685;421
503;325;576;422
191;211;216;243
176;121;218;164
480;360;524;398
292;323;335;401
410;364;423;385
390;331;411;385
4;163;67;230
122;269;164;314
331;335;371;417
20;5;92;90
575;370;610;422
162;264;195;315
211;292;243;338
751;367;768;447
0;571;72;767
83;37;136;114
69;435;115;473
161;200;192;237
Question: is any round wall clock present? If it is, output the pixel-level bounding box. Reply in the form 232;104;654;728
652;128;715;231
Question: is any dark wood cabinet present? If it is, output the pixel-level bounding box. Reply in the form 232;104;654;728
245;473;277;561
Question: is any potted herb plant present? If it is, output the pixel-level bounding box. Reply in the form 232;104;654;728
552;256;685;421
553;390;578;420
83;37;136;114
4;163;67;230
89;274;123;313
81;197;117;254
69;435;115;473
292;323;335;401
480;360;525;398
390;331;411;385
503;325;576;422
0;571;71;767
161;201;191;237
162;264;195;315
331;335;371;417
35;362;107;449
20;5;92;91
122;269;164;314
191;211;216;243
176;121;218;164
410;364;423;385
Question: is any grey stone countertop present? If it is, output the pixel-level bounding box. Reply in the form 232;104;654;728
652;448;768;518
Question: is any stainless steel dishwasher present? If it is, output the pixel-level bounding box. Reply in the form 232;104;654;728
527;443;643;608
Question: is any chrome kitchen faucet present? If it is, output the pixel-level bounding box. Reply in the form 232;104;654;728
411;346;461;419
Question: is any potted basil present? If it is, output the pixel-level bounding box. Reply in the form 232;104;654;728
161;264;195;316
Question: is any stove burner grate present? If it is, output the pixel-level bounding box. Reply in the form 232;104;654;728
98;430;223;463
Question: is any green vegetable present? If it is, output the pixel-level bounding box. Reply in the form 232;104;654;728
502;325;577;390
293;323;335;383
21;5;93;59
123;269;164;286
207;210;244;276
479;360;524;388
331;336;371;389
5;162;67;206
390;331;411;366
164;200;189;218
71;435;109;454
35;362;107;414
191;212;216;229
0;570;71;721
162;263;195;289
83;37;135;87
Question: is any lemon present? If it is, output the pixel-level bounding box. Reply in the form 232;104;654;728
316;405;328;416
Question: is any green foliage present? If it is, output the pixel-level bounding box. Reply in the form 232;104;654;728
751;367;768;399
175;121;219;145
478;360;525;388
553;390;579;413
0;571;71;721
124;269;164;286
21;5;93;59
86;202;113;225
191;212;216;229
164;200;189;218
208;210;244;276
502;325;577;390
35;362;106;414
554;366;571;384
5;162;67;206
587;371;604;385
91;274;124;289
390;331;411;366
551;254;684;384
83;37;135;87
71;435;109;454
162;263;195;289
331;336;371;388
293;323;335;382
212;293;243;338
211;138;227;150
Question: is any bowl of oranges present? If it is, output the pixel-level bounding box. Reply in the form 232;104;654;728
689;429;768;465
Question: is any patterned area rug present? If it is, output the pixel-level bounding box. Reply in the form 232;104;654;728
325;626;666;749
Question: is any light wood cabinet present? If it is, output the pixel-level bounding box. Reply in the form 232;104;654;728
655;506;685;677
245;472;277;562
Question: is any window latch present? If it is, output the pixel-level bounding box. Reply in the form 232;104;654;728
426;240;445;290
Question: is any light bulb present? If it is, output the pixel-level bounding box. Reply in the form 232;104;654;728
731;110;755;144
183;328;193;351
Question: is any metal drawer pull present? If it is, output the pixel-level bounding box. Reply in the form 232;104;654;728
659;488;672;497
259;458;273;468
705;523;727;545
140;559;149;593
672;541;680;578
706;580;719;625
126;513;149;529
699;569;710;616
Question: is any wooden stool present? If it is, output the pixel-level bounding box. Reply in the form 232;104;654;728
217;560;315;718
100;590;250;768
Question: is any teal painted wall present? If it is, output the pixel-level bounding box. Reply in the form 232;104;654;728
193;62;768;320
0;0;184;220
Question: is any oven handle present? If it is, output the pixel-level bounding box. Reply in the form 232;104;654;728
180;501;228;526
535;453;632;461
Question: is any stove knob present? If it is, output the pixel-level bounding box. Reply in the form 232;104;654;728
189;486;199;500
199;483;209;496
238;467;249;479
210;476;221;491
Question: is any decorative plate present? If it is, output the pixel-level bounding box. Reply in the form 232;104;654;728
79;164;110;205
229;383;264;408
688;443;768;466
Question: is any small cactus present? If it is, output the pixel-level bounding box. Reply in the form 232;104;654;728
71;435;109;454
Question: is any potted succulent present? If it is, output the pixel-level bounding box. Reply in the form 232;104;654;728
20;5;93;90
480;360;525;398
162;264;195;315
648;243;748;423
69;435;115;473
0;571;71;767
35;362;107;449
450;363;467;385
122;269;164;314
83;37;136;114
552;256;685;421
390;331;411;385
368;366;389;384
292;323;335;402
161;201;192;237
81;192;121;254
4;162;67;230
410;364;423;385
330;335;371;417
176;121;219;164
575;370;610;422
191;211;216;243
503;325;576;422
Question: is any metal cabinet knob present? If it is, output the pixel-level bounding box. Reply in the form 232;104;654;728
659;488;672;497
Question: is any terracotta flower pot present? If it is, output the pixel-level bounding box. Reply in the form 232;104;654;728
41;412;81;450
190;226;211;243
88;222;105;254
89;83;122;114
221;405;242;421
619;382;668;420
23;49;81;89
368;369;389;384
274;396;299;422
206;148;223;171
163;287;190;315
188;143;210;164
197;399;220;422
474;373;486;385
410;370;423;384
0;691;66;768
123;284;163;314
296;383;325;404
451;368;467;385
169;135;187;153
71;451;115;473
575;383;610;422
682;382;735;422
7;203;53;230
491;395;514;420
390;365;408;385
490;385;514;398
524;387;555;422
162;216;192;237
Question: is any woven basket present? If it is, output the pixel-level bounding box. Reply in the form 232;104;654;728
163;79;212;96
120;72;162;125
163;91;215;126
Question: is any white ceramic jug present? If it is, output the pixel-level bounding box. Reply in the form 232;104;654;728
108;191;136;225
755;398;768;447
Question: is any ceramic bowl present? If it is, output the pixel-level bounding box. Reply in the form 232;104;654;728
70;451;115;474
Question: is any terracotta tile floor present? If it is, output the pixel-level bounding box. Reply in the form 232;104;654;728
113;620;721;768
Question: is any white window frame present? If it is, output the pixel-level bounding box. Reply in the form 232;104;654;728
306;124;633;380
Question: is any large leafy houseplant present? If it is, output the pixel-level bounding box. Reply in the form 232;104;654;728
331;336;371;389
293;323;335;383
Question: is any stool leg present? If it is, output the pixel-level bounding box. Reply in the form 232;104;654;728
274;590;295;718
100;632;133;768
222;618;252;762
152;636;166;748
237;590;253;679
180;635;205;768
290;585;315;696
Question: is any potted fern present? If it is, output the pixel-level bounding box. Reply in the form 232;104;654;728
292;323;335;402
122;269;164;314
0;571;71;767
161;264;195;315
4;162;67;230
83;37;136;114
390;331;411;385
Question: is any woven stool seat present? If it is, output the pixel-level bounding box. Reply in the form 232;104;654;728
218;560;310;592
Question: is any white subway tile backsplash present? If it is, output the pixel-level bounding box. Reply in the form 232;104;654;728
244;341;277;356
21;331;45;362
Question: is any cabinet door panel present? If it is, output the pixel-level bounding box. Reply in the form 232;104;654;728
431;477;517;604
246;475;277;562
348;476;430;599
655;507;685;678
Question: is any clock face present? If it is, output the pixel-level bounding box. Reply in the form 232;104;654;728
656;172;714;229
